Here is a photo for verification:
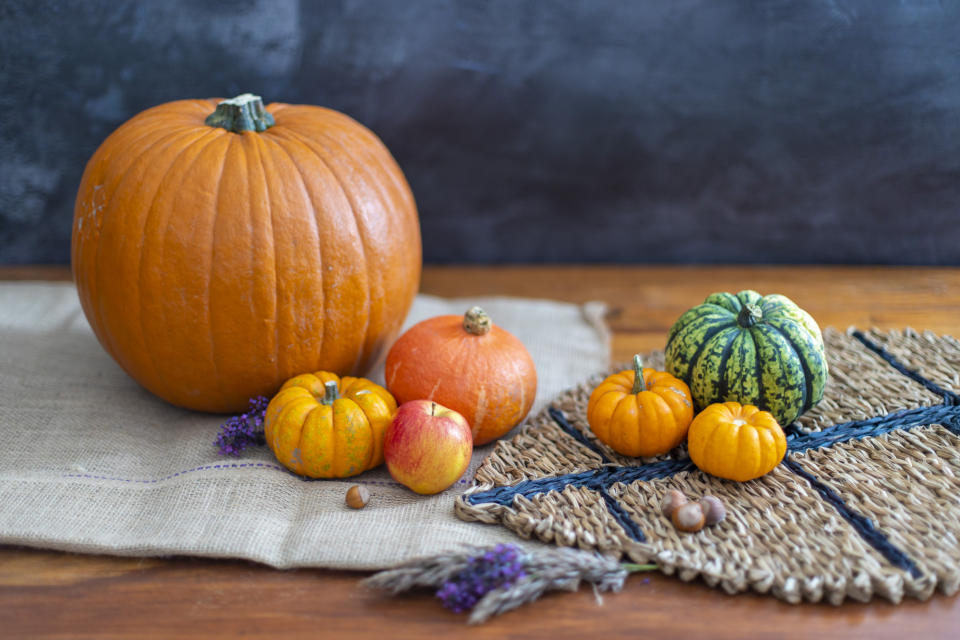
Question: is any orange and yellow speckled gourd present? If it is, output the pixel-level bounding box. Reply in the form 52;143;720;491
265;371;397;478
587;355;694;457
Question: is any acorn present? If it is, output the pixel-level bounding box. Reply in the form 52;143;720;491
345;485;370;509
671;502;706;533
699;495;727;526
661;489;688;518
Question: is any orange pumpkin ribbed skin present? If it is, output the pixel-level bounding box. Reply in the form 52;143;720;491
264;371;397;478
384;310;537;446
687;402;787;482
71;98;421;412
587;365;694;457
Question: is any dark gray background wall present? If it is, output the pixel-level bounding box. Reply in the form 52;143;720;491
2;0;959;265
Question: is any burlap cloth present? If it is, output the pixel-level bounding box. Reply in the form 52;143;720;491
0;283;610;569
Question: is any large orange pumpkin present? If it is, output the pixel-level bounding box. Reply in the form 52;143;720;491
72;94;421;412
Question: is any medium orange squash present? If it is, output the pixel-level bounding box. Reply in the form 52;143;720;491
587;355;694;457
265;371;397;478
687;402;787;482
72;94;421;412
384;307;537;445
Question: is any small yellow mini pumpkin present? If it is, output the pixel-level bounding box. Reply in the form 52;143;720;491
687;402;787;482
587;355;694;457
264;371;397;478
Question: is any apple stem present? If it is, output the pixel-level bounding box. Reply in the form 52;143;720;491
322;380;339;405
431;402;437;416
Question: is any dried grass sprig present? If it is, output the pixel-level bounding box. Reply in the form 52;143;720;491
363;544;656;624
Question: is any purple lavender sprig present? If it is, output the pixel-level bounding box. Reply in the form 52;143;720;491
435;544;526;613
364;544;655;624
214;396;269;456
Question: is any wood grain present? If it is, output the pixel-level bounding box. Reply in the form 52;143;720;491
2;265;959;639
420;265;960;359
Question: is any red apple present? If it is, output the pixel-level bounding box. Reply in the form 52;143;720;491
384;400;473;495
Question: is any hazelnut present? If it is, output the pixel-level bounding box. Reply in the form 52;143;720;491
345;485;370;509
661;489;688;518
671;502;706;532
699;495;726;526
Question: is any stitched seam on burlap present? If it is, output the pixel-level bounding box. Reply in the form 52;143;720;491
59;464;472;488
783;457;924;579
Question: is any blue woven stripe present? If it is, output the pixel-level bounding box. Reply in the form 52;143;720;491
783;458;923;578
466;457;694;506
469;404;960;508
852;330;960;405
598;488;646;542
786;403;960;452
548;407;610;463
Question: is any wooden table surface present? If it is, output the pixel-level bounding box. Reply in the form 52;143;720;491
2;265;959;639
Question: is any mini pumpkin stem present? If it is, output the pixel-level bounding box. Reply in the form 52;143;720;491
205;93;275;133
631;354;647;394
463;306;493;335
737;303;763;328
321;380;340;406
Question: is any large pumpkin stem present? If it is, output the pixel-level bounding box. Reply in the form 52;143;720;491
737;303;763;328
631;354;647;394
205;94;275;133
463;307;493;335
321;380;340;406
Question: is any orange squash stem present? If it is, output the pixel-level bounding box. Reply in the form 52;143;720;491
204;93;275;132
462;306;493;335
322;380;339;405
631;354;647;394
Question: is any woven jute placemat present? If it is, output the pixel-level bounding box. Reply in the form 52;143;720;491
455;328;960;605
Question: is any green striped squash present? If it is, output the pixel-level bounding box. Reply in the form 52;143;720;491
664;290;828;426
